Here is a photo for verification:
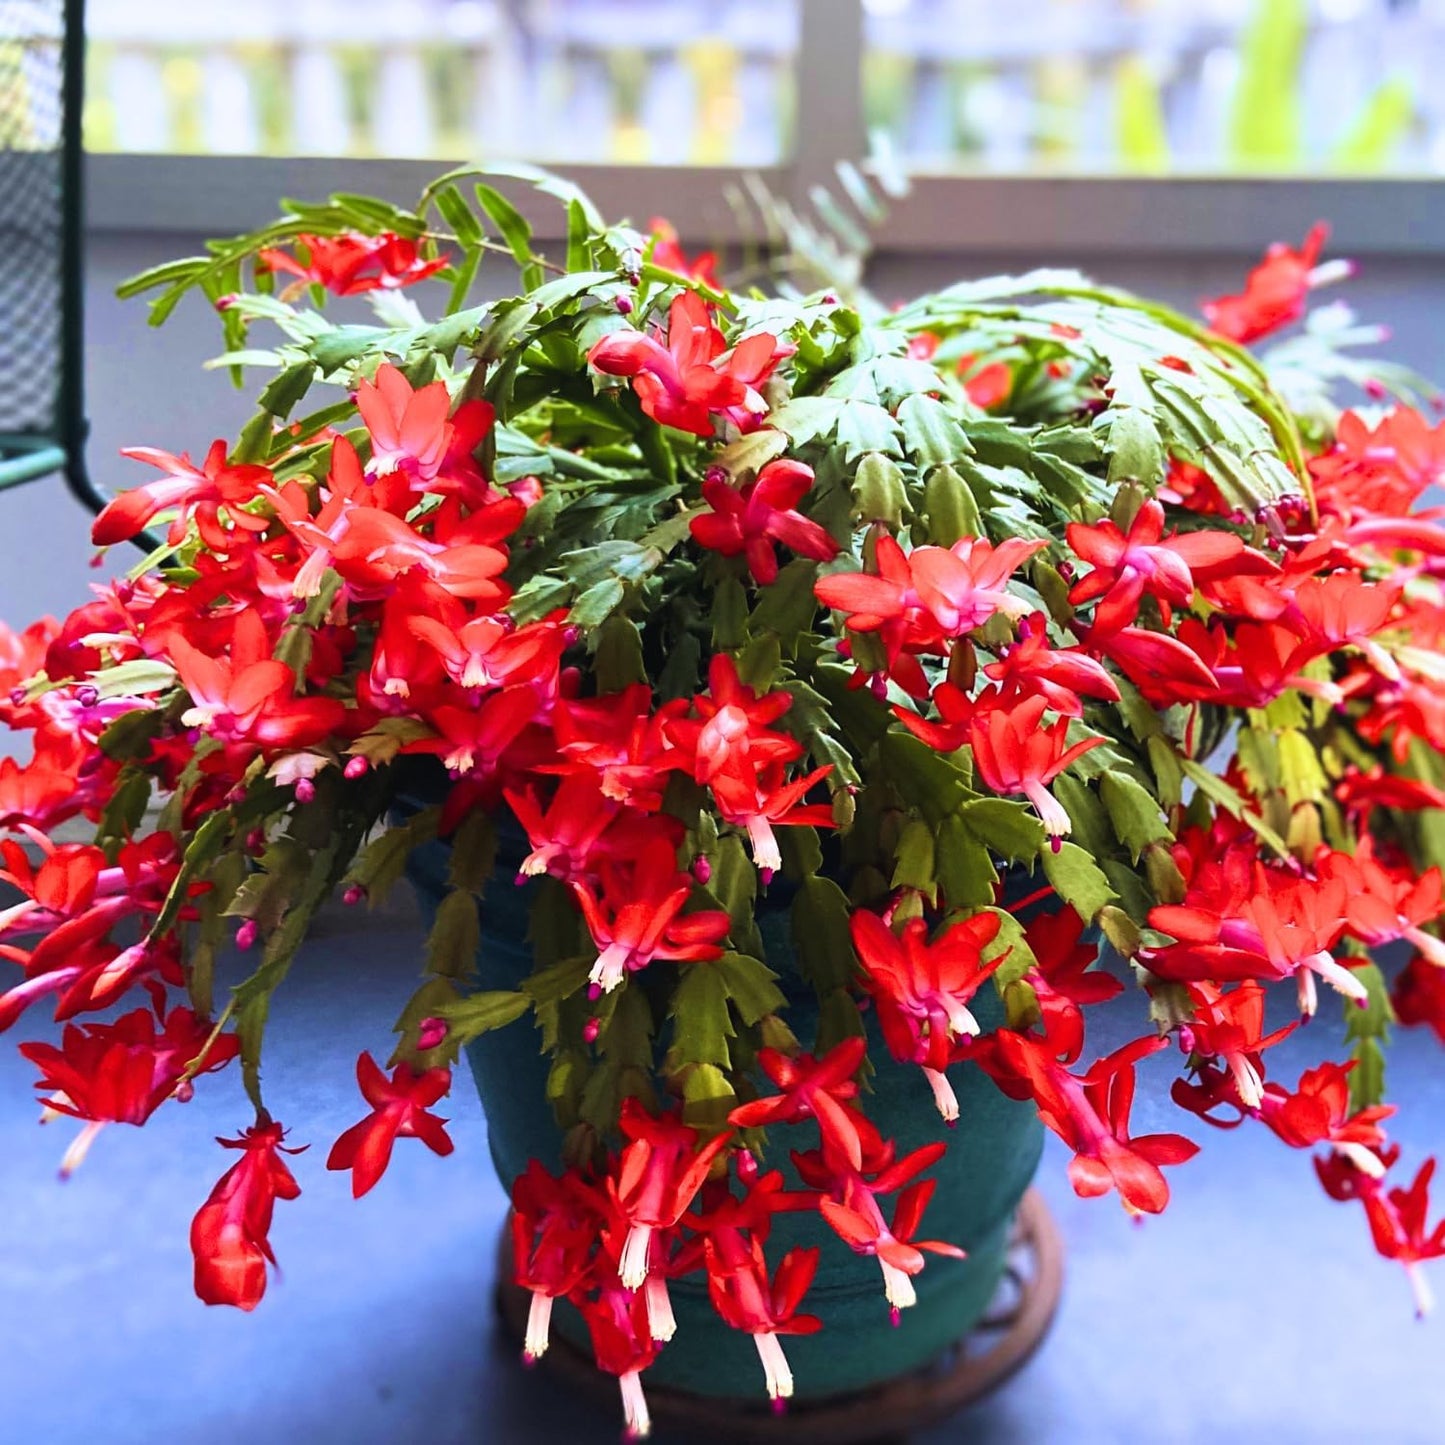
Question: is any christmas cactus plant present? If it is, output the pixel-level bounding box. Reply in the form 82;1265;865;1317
4;168;1445;1435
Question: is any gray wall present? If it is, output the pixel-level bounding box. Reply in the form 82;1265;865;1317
2;228;1442;636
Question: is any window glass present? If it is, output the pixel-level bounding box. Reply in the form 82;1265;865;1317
84;0;798;164
863;0;1445;174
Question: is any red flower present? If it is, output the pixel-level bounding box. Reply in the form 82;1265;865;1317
609;1097;733;1288
849;908;1003;1120
1393;954;1445;1044
1065;499;1250;636
984;1032;1198;1214
1174;981;1296;1111
355;362;494;489
647;216;720;289
258;231;448;297
168;609;346;752
94;440;273;550
575;1282;659;1438
190;1121;304;1311
729;1037;871;1171
906;536;1044;637
704;1240;821;1404
1258;1061;1393;1169
20;1004;237;1177
326;1052;455;1198
666;653;801;788
812;1149;965;1316
689;457;838;584
1201;223;1339;343
968;694;1105;847
1024;907;1122;1065
571;835;731;995
548;685;687;811
709;758;836;878
588;290;791;438
982;612;1120;717
402;684;542;778
510;1160;606;1360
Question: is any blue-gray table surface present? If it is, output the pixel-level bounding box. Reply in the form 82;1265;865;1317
3;893;1443;1445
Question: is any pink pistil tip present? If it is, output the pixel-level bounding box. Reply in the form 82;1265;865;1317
521;1350;538;1369
1355;995;1370;1009
342;884;366;906
890;1306;902;1328
946;1116;958;1130
344;756;368;780
587;983;602;1002
295;778;316;804
771;1397;787;1416
760;867;775;886
1050;835;1063;854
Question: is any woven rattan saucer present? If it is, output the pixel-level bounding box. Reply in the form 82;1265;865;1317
494;1187;1064;1443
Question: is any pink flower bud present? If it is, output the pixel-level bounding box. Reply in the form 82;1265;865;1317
692;855;712;884
582;1017;601;1044
417;1016;448;1050
614;295;634;315
344;755;368;780
342;884;366;906
236;919;258;950
704;465;729;487
75;684;99;708
294;778;316;804
215;293;239;311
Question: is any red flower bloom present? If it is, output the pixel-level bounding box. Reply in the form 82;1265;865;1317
510;1160;606;1361
689;457;838;584
190;1121;304;1311
94;439;273;550
1393;954;1445;1044
647;216;720;289
1066;499;1250;636
968;694;1105;847
21;1004;236;1177
849;908;1003;1120
1024;907;1122;1066
571;835;731;994
982;612;1120;718
588;290;790;438
666;653;802;788
1174;981;1296;1111
985;1032;1198;1214
326;1052;454;1198
609;1097;733;1288
704;1239;821;1404
729;1037;871;1171
258;231;448;297
906;536;1044;638
1258;1061;1393;1171
1201;223;1340;344
709;758;836;878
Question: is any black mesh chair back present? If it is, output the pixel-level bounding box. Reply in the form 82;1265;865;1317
0;0;108;517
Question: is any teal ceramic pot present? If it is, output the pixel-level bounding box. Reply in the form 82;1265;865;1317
401;801;1047;1402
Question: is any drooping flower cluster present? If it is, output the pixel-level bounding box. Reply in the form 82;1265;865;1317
3;181;1445;1435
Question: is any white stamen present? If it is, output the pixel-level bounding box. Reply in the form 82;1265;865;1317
753;1331;794;1401
461;657;490;690
58;1120;105;1179
589;944;631;995
619;1369;651;1439
620;1222;653;1290
1309;952;1368;1003
292;548;330;599
1297;968;1319;1019
524;1291;553;1360
1228;1054;1265;1111
1335;1142;1387;1179
880;1259;917;1312
1406;928;1445;970
943;998;980;1039
925;1067;960;1123
1024;783;1072;842
745;817;783;876
644;1274;676;1342
1409;1263;1436;1319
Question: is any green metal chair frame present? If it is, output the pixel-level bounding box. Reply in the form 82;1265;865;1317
0;0;112;518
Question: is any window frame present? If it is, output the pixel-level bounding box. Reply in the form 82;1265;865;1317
82;0;1445;257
